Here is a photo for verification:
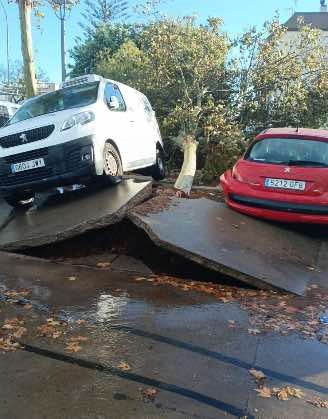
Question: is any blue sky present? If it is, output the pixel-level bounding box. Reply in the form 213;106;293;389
0;0;324;83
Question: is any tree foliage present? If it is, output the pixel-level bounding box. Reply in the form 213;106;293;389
79;0;129;37
233;17;328;135
69;24;140;77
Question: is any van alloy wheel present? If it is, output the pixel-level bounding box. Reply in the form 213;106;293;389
102;143;123;184
104;150;119;176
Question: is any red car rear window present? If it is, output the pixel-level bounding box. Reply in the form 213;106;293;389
246;137;328;167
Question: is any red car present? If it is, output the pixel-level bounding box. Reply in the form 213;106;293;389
220;128;328;224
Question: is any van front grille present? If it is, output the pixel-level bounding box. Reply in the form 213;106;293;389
0;125;55;148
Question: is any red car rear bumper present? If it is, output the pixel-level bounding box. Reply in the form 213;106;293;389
220;172;328;224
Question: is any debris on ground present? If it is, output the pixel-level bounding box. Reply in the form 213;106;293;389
37;319;68;339
141;388;158;401
117;361;132;371
307;397;328;408
65;336;88;353
131;274;328;343
249;369;266;381
0;318;25;352
255;385;305;400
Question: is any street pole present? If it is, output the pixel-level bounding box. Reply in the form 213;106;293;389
0;0;10;84
60;11;66;82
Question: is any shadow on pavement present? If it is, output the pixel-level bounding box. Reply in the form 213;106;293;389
108;325;328;396
22;343;252;419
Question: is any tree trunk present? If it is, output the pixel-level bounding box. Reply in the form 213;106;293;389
18;0;37;98
174;135;198;196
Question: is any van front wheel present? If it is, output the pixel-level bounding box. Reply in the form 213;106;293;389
103;143;123;185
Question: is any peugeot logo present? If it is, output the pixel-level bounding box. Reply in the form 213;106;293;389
284;167;291;173
19;133;28;144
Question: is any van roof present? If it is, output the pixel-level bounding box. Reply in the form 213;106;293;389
60;74;143;96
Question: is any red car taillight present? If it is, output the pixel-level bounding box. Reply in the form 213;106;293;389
232;166;245;182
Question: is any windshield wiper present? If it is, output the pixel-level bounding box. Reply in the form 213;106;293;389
287;160;328;167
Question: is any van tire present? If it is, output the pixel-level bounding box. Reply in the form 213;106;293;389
4;194;34;208
151;149;166;181
103;143;123;184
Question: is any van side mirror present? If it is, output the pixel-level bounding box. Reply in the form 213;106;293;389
107;96;120;110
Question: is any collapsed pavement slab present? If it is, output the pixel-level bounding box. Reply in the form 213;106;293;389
0;179;152;251
130;196;325;295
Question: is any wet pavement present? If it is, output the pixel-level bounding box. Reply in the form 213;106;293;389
130;196;327;295
1;252;328;418
0;179;152;251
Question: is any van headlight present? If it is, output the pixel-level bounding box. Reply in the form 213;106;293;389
61;111;95;131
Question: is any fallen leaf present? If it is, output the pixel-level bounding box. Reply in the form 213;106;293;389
118;361;131;371
249;369;266;380
285;386;305;399
255;386;272;398
13;327;27;338
134;277;146;282
307;397;328;408
24;304;33;310
0;337;22;352
96;262;111;268
37;324;63;339
46;318;61;326
67;276;77;281
275;387;289;401
69;336;88;343
141;388;158;400
65;342;81;353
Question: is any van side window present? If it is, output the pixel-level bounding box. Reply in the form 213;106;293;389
104;83;126;111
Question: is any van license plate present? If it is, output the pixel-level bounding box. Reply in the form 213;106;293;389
264;178;306;191
11;158;45;173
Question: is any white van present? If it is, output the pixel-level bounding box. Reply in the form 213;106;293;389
0;101;20;128
0;75;165;207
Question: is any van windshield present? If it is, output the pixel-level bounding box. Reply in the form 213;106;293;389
247;137;328;167
7;82;99;126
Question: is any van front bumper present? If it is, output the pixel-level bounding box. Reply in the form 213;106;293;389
0;136;96;195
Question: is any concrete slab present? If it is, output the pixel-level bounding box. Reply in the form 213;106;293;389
0;180;152;251
130;197;323;295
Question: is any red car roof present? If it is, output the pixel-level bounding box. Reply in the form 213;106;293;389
256;128;328;142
